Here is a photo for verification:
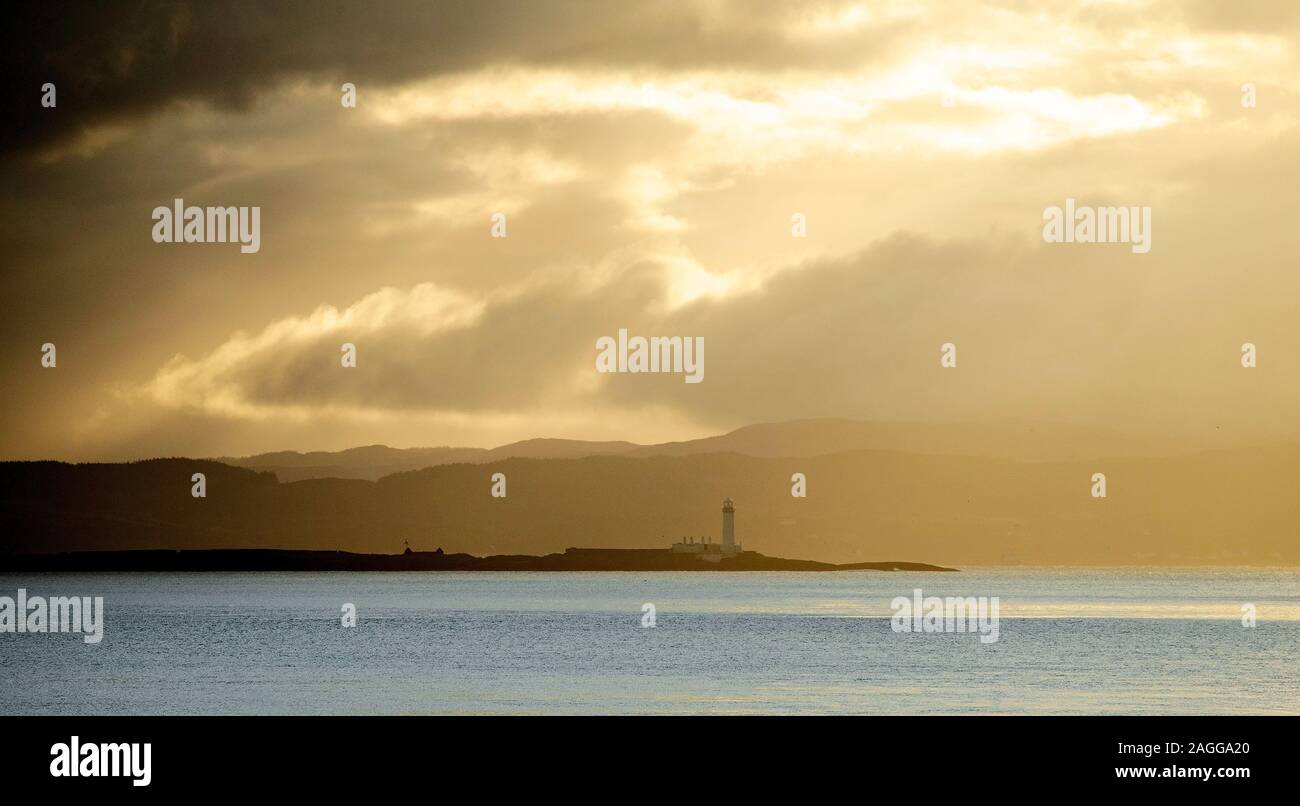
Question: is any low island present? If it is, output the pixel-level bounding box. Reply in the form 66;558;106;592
1;498;957;573
0;547;957;573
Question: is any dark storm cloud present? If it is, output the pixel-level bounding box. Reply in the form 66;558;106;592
2;0;919;156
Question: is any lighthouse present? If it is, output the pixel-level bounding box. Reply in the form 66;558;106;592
669;497;740;560
722;497;736;549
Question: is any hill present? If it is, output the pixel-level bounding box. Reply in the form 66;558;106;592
212;418;1212;481
4;440;1299;564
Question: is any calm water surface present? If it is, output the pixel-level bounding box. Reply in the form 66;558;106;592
2;567;1297;714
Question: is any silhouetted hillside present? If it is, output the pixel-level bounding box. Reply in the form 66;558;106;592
213;418;1215;482
213;439;640;481
4;444;1300;564
623;418;1200;461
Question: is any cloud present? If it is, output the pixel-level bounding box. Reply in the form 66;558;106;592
2;0;923;156
14;0;1284;158
141;283;486;419
130;205;1300;443
4;1;1300;461
366;66;1195;159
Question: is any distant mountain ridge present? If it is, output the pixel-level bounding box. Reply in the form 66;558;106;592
214;418;1208;482
213;439;640;481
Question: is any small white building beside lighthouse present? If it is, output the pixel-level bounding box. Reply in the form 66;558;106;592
671;498;742;562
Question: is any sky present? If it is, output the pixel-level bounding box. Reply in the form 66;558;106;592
2;0;1299;461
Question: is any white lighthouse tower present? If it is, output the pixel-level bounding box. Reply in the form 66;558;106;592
670;497;741;561
722;497;736;550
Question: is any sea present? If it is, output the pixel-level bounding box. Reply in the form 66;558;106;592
2;567;1297;715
